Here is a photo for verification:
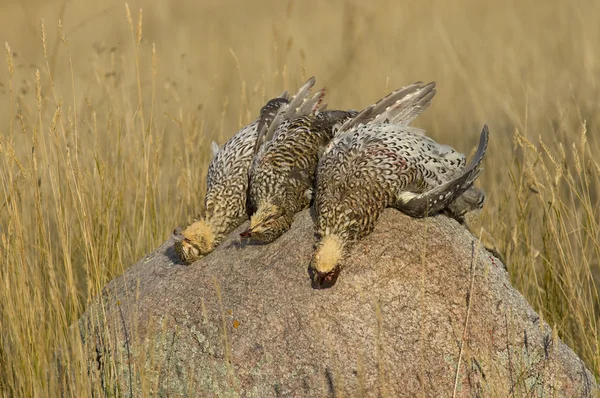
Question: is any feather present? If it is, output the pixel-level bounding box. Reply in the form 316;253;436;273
396;125;489;217
289;166;312;188
260;85;326;152
253;97;290;154
336;81;436;134
253;77;321;155
284;76;316;118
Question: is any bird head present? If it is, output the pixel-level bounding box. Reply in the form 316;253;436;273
240;203;290;243
172;218;215;264
309;234;344;289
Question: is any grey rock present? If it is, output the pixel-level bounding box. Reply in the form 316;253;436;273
77;209;598;397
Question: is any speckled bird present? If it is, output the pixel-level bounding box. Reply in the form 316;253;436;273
173;77;323;264
310;81;489;288
240;87;360;243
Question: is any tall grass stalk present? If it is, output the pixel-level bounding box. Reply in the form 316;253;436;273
0;0;599;394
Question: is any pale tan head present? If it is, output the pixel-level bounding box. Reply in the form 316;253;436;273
173;218;216;264
240;203;292;243
309;234;345;288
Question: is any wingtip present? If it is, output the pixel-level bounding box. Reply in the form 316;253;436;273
334;80;437;135
313;87;327;113
479;124;490;149
300;76;316;92
415;81;436;99
211;141;219;157
466;124;490;170
482;124;489;136
419;88;437;104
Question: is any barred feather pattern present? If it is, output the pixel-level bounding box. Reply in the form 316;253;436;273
311;81;489;282
174;78;321;263
246;110;357;242
315;125;468;241
204;120;263;237
313;123;488;279
173;118;266;264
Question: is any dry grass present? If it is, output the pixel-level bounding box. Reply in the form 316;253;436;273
0;0;599;395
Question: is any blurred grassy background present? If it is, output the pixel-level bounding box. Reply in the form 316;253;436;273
1;0;599;395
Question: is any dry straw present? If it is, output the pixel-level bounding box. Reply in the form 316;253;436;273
0;0;598;395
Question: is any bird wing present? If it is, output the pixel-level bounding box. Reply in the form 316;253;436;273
395;125;489;217
317;123;475;209
323;82;436;158
253;77;326;155
206;89;289;191
336;81;436;134
211;141;220;157
206;121;258;191
253;97;290;154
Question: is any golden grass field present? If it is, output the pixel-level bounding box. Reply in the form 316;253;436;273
0;0;599;395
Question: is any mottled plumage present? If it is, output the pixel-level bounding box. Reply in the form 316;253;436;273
173;78;321;264
241;92;358;243
310;81;489;288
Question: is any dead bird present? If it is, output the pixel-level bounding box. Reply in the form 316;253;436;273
241;84;359;243
173;77;323;264
309;81;489;288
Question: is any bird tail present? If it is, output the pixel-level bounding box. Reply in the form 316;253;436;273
254;77;326;153
336;81;436;135
396;125;489;218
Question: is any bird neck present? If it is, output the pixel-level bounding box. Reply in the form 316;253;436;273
314;233;346;273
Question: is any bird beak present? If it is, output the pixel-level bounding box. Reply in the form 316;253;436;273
239;228;253;239
311;266;341;289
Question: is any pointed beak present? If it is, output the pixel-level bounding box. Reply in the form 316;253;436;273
311;266;341;289
239;228;253;239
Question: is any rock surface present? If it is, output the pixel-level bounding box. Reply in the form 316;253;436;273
78;209;598;397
